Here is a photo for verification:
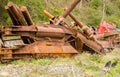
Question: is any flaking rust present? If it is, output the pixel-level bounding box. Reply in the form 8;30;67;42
0;0;116;62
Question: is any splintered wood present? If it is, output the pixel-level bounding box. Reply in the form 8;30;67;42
5;2;33;26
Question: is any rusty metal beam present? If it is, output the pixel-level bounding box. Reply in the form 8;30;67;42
5;6;19;25
21;6;34;26
55;0;81;25
43;10;54;19
61;0;80;18
6;2;26;26
68;12;93;38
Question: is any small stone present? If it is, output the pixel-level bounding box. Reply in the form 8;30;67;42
0;71;9;76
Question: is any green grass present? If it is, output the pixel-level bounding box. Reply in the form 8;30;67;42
1;0;120;27
3;48;119;77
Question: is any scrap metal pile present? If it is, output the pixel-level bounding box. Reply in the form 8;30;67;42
0;0;119;62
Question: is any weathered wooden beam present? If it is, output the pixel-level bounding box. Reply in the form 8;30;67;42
21;6;34;26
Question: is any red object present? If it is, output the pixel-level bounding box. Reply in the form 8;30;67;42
97;21;116;34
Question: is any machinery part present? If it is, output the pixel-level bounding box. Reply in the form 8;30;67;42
51;0;81;25
43;10;54;19
43;9;112;55
68;12;93;39
61;0;80;18
96;32;120;48
0;41;78;61
5;6;19;25
5;2;33;26
5;2;26;26
76;32;105;55
67;12;114;54
21;6;34;26
0;24;79;61
1;0;115;62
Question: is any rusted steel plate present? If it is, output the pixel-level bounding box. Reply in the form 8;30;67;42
2;25;74;36
36;26;65;38
36;32;65;38
14;41;78;54
36;25;65;38
36;26;64;33
11;26;36;31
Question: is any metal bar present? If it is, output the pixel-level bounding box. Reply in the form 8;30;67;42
61;0;80;18
7;2;26;26
55;0;81;25
69;12;93;38
21;6;34;26
43;10;54;19
5;6;19;25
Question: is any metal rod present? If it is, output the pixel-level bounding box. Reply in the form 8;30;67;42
7;2;26;26
5;6;19;25
21;6;34;26
43;10;54;19
62;0;80;18
69;12;93;38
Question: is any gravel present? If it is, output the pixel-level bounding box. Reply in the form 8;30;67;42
0;63;82;77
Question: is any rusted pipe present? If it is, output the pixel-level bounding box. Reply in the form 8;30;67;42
21;6;34;26
43;10;54;19
5;6;19;25
69;12;93;38
7;2;26;26
61;0;80;18
55;0;80;25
